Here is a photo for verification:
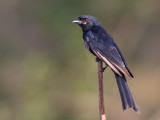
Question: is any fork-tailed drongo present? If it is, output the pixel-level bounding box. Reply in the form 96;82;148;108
72;15;140;113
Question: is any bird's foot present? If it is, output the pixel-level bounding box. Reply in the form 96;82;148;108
96;57;108;72
101;65;108;72
95;57;101;62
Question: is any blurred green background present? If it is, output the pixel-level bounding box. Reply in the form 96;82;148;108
0;0;160;120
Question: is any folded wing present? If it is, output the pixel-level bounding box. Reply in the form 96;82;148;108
85;29;134;79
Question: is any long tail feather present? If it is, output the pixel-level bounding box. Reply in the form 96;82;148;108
114;73;140;113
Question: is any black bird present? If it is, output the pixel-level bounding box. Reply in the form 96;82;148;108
72;15;140;113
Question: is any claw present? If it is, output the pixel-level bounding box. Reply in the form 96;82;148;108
96;57;101;62
101;65;108;72
96;57;108;72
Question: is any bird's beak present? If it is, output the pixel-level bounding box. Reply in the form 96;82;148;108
72;19;82;24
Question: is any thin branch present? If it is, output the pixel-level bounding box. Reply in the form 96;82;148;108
98;60;106;120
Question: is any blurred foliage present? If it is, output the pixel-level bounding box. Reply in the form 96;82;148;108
0;0;160;120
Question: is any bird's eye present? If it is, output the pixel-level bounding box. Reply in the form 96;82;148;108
86;19;89;23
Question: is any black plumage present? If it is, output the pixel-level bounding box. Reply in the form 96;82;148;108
72;15;140;113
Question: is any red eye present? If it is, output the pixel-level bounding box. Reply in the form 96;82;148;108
86;19;89;22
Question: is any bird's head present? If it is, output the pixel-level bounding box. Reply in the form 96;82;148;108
72;15;101;31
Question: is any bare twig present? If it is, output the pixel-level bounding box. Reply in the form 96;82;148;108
98;60;106;120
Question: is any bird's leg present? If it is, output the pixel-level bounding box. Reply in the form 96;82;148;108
96;57;101;62
96;57;108;72
102;64;108;72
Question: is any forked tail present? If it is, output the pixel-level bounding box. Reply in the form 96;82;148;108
114;73;140;113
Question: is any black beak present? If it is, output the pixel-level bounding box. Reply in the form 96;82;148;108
72;19;82;24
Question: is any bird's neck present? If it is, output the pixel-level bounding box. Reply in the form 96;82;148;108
82;25;103;32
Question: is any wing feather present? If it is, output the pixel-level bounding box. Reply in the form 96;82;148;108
85;30;133;79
